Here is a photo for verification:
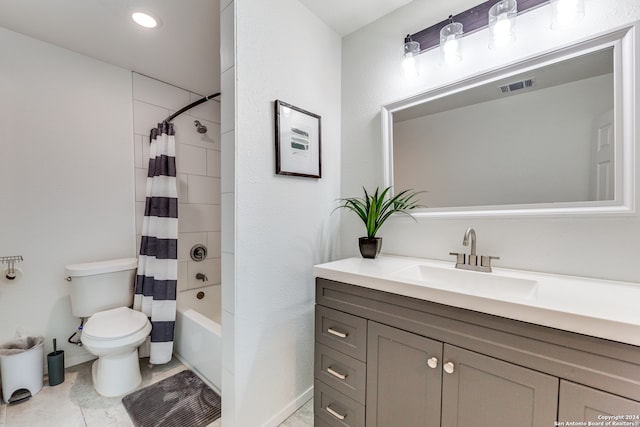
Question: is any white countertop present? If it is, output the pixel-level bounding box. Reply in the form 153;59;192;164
314;255;640;347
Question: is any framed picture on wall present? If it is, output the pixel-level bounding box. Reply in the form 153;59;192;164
274;100;321;178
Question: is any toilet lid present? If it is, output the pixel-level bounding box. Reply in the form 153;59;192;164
83;307;149;340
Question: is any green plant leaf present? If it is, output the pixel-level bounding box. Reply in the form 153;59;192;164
334;186;425;238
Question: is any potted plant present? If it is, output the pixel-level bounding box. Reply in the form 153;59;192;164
335;186;423;258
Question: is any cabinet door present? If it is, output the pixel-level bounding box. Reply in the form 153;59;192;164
366;321;443;427
441;344;558;427
559;380;640;423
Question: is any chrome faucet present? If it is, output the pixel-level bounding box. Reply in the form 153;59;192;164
463;227;477;265
450;228;499;273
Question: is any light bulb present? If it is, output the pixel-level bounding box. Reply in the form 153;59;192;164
493;16;512;36
443;38;459;55
403;56;418;79
443;38;460;64
488;0;517;48
132;12;159;29
440;21;463;65
551;0;584;29
403;34;420;78
492;16;513;47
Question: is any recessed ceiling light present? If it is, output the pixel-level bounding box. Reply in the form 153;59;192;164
132;12;159;29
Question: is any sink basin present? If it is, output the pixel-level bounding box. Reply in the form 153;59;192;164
390;264;538;299
314;255;640;346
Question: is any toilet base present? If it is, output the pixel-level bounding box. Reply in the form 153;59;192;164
91;349;142;397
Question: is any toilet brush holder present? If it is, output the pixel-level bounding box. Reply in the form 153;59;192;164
47;339;64;386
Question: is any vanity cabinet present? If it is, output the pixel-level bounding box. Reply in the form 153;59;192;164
366;321;558;427
314;278;640;426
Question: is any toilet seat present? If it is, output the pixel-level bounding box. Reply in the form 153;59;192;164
83;307;149;340
79;307;152;397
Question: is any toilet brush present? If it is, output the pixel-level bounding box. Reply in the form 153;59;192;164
47;338;65;386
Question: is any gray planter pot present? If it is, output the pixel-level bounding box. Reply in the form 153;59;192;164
359;237;382;259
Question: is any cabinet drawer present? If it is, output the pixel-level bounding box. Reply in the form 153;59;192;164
559;380;640;422
315;342;367;404
315;379;365;427
316;305;367;362
314;416;333;427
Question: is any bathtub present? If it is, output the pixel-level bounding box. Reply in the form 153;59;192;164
174;285;222;393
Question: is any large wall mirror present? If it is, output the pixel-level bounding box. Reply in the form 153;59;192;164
382;25;636;217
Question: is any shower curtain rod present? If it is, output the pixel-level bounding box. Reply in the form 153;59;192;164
150;92;221;141
162;92;221;124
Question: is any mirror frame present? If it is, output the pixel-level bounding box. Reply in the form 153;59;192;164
382;24;636;218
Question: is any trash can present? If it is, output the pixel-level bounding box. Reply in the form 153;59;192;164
0;336;44;404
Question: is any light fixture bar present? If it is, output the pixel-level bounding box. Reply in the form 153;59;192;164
407;0;547;53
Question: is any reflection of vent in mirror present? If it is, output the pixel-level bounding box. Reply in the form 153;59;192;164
498;78;535;94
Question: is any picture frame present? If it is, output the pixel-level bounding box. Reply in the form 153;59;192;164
274;100;321;178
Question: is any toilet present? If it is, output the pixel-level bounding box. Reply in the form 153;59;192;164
65;258;151;397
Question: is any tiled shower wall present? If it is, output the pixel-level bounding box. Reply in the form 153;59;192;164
132;73;221;317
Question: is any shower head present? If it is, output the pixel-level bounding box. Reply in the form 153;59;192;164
194;120;207;134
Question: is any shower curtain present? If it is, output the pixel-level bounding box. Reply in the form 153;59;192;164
134;121;178;365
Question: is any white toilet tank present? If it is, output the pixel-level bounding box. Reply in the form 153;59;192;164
65;258;138;318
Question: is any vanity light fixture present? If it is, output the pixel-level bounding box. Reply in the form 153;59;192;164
550;0;585;29
488;0;517;48
401;0;586;77
403;34;420;78
440;16;463;64
132;11;160;29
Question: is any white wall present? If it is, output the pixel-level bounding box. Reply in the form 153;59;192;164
0;27;135;365
131;73;222;320
341;0;640;282
394;74;613;207
222;0;342;425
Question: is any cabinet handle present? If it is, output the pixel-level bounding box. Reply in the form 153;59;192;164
327;366;347;380
326;405;346;420
427;357;438;369
444;361;455;374
327;327;348;338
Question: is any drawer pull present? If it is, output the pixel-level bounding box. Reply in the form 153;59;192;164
327;366;347;380
327;327;348;338
427;357;438;369
326;405;346;420
444;361;455;374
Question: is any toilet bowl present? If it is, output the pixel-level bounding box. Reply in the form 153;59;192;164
66;258;151;397
81;307;151;397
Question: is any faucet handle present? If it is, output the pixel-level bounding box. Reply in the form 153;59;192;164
449;252;466;266
480;255;500;269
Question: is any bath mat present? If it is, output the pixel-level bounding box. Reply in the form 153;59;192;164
122;369;221;427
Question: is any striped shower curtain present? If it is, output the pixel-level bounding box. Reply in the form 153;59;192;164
134;122;178;365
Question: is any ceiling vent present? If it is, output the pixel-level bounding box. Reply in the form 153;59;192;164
498;78;535;94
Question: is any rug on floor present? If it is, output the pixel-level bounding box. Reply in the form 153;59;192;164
122;369;221;427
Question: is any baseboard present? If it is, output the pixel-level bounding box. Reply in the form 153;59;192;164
261;385;313;427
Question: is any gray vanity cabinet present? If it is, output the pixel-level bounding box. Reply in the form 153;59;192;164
366;321;558;427
314;278;640;427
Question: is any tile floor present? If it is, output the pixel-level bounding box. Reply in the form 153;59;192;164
0;358;313;426
279;398;313;427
